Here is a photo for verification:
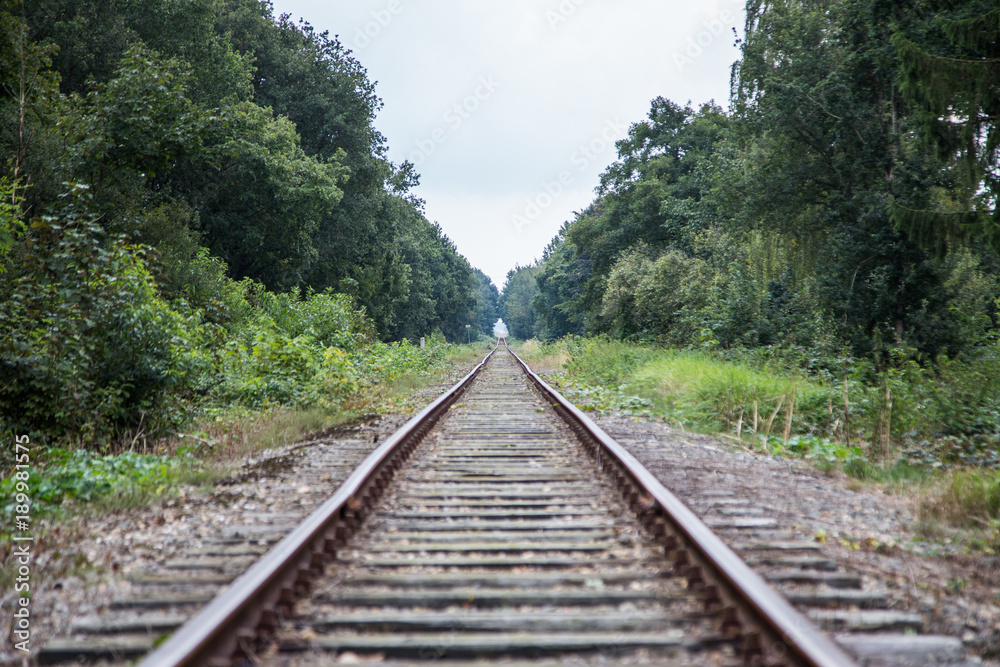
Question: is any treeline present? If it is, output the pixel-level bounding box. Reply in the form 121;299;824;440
506;0;999;365
0;0;498;341
0;0;498;448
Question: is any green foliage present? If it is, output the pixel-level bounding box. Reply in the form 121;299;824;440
602;246;714;344
0;212;207;446
0;0;495;527
250;287;374;351
391;213;477;342
8;0;481;344
540;333;1000;474
891;5;1000;253
0;447;198;522
211;283;441;411
500;263;543;340
526;0;998;362
63;44;208;189
533;227;587;339
0;180;454;451
0;176;25;269
471;268;500;340
762;435;864;467
514;0;1000;475
195;100;347;290
216;325;328;409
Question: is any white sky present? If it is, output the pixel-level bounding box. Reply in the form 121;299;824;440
267;0;745;289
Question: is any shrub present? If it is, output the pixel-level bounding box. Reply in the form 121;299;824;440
252;286;374;351
0;216;206;447
214;321;322;408
0;448;199;524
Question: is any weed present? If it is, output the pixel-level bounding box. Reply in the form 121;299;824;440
843;460;935;486
762;435;864;465
0;447;209;528
924;469;1000;527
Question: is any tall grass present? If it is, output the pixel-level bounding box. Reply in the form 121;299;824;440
525;336;1000;538
541;336;1000;470
560;337;828;438
628;352;828;435
924;469;1000;527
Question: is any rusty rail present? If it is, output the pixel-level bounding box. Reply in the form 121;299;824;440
504;340;857;667
137;342;498;667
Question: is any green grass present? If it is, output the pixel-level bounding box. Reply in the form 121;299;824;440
629;352;828;432
925;469;1000;527
538;336;1000;471
0;447;216;530
522;336;1000;545
843;459;937;485
554;337;830;437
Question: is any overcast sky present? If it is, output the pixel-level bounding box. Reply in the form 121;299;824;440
268;0;745;289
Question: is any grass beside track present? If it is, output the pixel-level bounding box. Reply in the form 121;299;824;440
514;337;1000;546
0;342;492;534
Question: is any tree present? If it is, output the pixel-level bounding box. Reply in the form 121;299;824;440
532;224;588;339
564;99;727;326
891;4;1000;253
6;0;508;347
727;0;967;357
499;264;542;340
391;210;476;342
0;211;204;444
471;268;499;339
220;1;413;334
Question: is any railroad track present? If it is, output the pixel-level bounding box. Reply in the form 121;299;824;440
38;342;970;665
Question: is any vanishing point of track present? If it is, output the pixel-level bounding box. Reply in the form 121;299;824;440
57;342;861;666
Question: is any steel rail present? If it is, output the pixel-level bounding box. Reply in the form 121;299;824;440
504;341;858;667
138;342;499;667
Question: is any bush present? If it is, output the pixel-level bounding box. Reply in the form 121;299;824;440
213;317;435;411
0;447;199;524
0;216;207;447
250;286;374;351
215;322;324;408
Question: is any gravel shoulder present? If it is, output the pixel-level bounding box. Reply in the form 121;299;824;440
595;413;1000;663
